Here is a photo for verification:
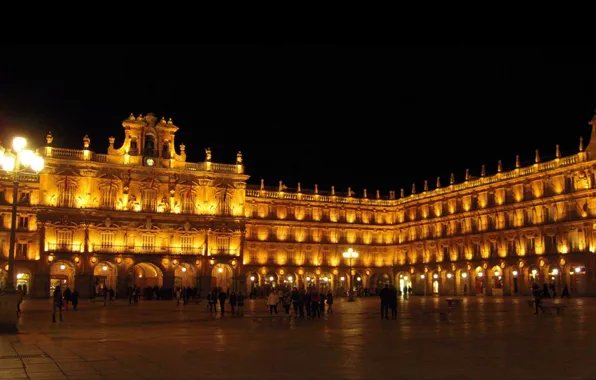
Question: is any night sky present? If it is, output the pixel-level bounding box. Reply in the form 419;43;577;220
1;44;595;196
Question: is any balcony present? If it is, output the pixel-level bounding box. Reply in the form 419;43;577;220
208;248;239;256
92;244;203;255
47;242;82;252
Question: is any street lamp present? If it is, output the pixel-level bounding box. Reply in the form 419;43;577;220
342;248;359;301
0;137;44;293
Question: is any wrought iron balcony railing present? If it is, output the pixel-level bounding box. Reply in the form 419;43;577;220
91;244;203;255
47;242;82;252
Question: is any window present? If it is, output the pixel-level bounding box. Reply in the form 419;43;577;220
526;238;535;254
101;232;114;248
16;243;28;257
545;235;556;253
216;236;231;254
218;191;232;216
141;235;155;251
57;230;73;250
101;186;117;209
443;247;450;261
181;192;194;214
473;243;481;258
142;189;157;212
508;240;516;255
58;181;75;208
489;241;498;257
181;236;193;253
19;192;30;204
18;216;28;230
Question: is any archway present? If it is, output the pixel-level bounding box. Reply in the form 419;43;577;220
304;272;316;289
457;268;471;296
444;271;456;295
546;264;562;297
336;272;349;296
529;265;540;288
569;265;587;296
353;272;364;296
281;272;297;291
93;262;118;296
133;262;163;288
175;263;196;289
319;272;333;295
397;272;412;297
50;260;76;292
431;272;440;295
246;272;260;296
491;265;504;296
15;270;31;296
474;266;485;295
212;264;234;292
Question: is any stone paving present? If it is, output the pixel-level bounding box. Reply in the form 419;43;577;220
0;295;595;379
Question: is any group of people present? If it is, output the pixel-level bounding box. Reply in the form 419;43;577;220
207;288;246;315
51;286;79;323
267;287;334;318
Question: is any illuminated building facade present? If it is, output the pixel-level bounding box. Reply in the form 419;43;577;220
2;112;596;298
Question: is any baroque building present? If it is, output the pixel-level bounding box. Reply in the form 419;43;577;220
2;112;596;298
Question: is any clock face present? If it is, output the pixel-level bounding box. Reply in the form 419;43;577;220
146;158;155;166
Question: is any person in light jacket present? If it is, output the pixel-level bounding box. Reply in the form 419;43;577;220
267;290;279;314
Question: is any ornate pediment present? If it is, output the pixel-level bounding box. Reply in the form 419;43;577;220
55;167;81;177
213;223;235;234
137;216;160;230
175;221;200;233
80;168;98;177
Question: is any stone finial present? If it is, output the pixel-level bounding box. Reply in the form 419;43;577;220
160;116;166;124
236;151;243;165
535;149;540;163
128;113;136;120
83;134;90;149
580;136;584;152
411;183;416;195
260;178;265;190
179;143;185;152
314;184;319;194
516;154;520;168
279;180;283;192
46;131;53;145
331;186;335;196
450;173;455;185
297;182;301;192
363;189;368;198
109;136;115;145
205;147;212;161
465;168;469;181
167;118;173;125
137;114;143;120
423;180;428;192
481;164;486;177
348;187;352;197
389;190;395;200
497;160;502;172
400;188;405;198
376;190;381;199
436;177;441;188
556;144;561;158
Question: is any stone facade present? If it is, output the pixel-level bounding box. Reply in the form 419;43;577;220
2;112;596;298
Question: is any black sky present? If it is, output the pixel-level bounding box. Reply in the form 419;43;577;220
0;44;595;196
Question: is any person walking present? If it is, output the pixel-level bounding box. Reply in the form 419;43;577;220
389;286;398;320
229;292;237;315
208;290;217;314
326;290;334;314
63;287;71;311
71;289;79;311
237;292;245;316
267;290;279;314
218;290;227;315
52;286;63;323
311;288;321;319
291;287;300;316
379;284;390;319
282;290;292;314
533;283;545;315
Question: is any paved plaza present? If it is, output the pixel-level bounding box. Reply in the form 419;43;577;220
0;296;594;379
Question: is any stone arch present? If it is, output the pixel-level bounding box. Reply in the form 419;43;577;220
133;262;164;288
319;271;333;294
304;272;316;289
474;266;486;295
430;271;440;295
93;261;118;295
174;262;196;289
369;271;392;295
50;260;76;292
569;262;587;295
396;271;413;295
455;267;471;296
281;271;297;290
15;269;32;295
212;263;234;291
490;265;504;295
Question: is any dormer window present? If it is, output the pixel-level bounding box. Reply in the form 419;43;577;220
162;142;170;159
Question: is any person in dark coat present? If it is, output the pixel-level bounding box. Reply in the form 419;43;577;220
229;292;237;315
52;286;63;323
218;290;227;315
326;290;334;314
389;286;398;319
71;289;79;311
379;284;390;319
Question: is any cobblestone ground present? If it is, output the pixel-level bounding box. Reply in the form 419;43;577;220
0;296;594;379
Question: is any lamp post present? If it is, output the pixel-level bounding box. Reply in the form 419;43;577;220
1;137;44;292
342;248;359;302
